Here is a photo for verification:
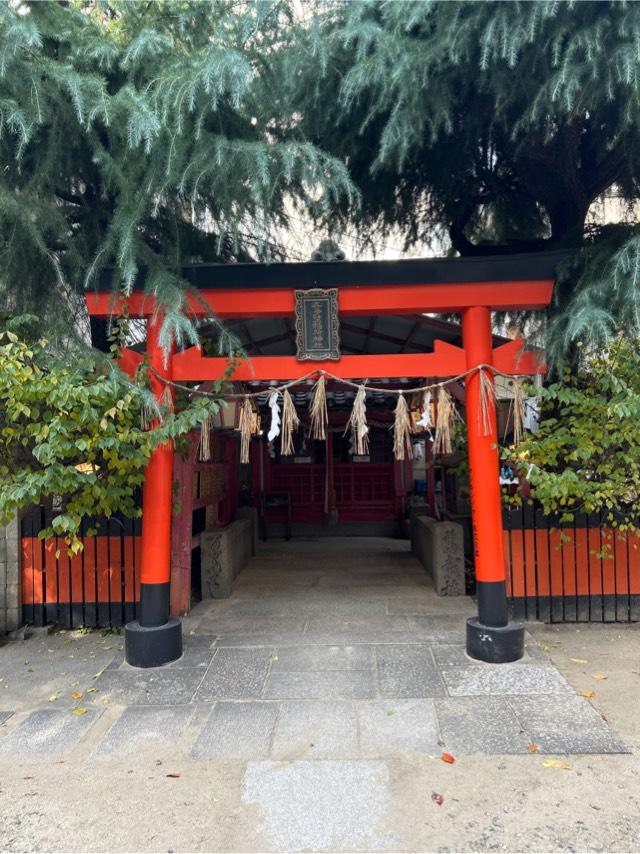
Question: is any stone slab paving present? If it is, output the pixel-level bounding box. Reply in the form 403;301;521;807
434;696;531;754
0;711;14;725
242;760;396;852
191;701;278;759
0;538;630;759
95;705;195;756
194;647;273;701
264;671;376;700
508;695;630;754
358;699;440;756
0;708;101;755
271;644;374;672
441;663;574;696
375;644;446;698
271;700;358;760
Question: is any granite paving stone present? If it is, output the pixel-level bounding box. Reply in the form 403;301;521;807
95;705;195;756
0;711;14;725
271;700;358;759
215;632;431;647
0;708;100;755
199;615;306;635
407;615;471;642
435;697;531;754
97;667;205;705
304;615;413;635
109;638;216;671
432;644;548;667
441;664;574;696
194;647;272;701
191;701;278;758
375;644;446;698
357;699;440;755
524;642;551;662
271;645;374;672
264;670;376;700
508;695;630;754
242;760;396;851
386;596;475;617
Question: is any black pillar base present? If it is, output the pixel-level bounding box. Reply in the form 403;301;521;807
124;617;183;668
466;616;524;663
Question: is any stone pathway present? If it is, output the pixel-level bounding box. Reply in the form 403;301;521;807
0;538;628;760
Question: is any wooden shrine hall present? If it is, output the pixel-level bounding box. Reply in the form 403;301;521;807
85;250;563;668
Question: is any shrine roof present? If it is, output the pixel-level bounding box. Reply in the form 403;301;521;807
96;249;567;292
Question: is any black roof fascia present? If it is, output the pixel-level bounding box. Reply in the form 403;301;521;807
96;249;568;292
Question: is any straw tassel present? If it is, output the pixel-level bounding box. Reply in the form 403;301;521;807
434;386;455;455
345;384;369;455
280;389;300;456
198;414;212;461
140;401;155;431
309;374;328;440
478;367;495;436
392;392;413;461
511;379;526;446
160;384;174;414
237;396;255;464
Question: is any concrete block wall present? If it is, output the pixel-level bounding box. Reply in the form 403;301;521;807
0;517;21;633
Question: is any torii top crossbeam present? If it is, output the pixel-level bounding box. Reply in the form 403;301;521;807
85;250;561;668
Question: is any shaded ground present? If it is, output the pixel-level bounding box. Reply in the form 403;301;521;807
0;538;638;853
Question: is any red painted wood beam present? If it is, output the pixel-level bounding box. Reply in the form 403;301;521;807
172;338;542;382
493;339;545;374
85;279;554;318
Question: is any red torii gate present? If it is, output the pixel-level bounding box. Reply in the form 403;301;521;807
86;253;558;668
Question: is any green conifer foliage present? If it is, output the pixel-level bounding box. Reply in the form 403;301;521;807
288;1;640;356
0;1;353;346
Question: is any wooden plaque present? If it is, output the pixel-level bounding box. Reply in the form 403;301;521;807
294;288;340;361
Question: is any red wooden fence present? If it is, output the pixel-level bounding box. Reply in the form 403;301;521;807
21;511;141;628
504;506;640;623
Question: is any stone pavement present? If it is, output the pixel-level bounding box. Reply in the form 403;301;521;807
0;538;627;759
0;537;633;852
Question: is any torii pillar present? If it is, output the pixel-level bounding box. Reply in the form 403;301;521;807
462;306;524;662
124;315;182;667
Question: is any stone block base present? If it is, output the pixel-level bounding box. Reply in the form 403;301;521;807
411;516;465;596
235;507;258;556
201;519;253;599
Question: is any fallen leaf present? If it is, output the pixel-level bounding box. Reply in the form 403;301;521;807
166;773;181;778
592;805;601;811
431;792;444;806
48;694;57;702
578;690;595;699
71;692;83;700
591;673;608;680
72;708;88;716
386;710;395;717
527;743;539;753
571;658;589;664
87;687;97;694
542;758;570;769
440;753;456;764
